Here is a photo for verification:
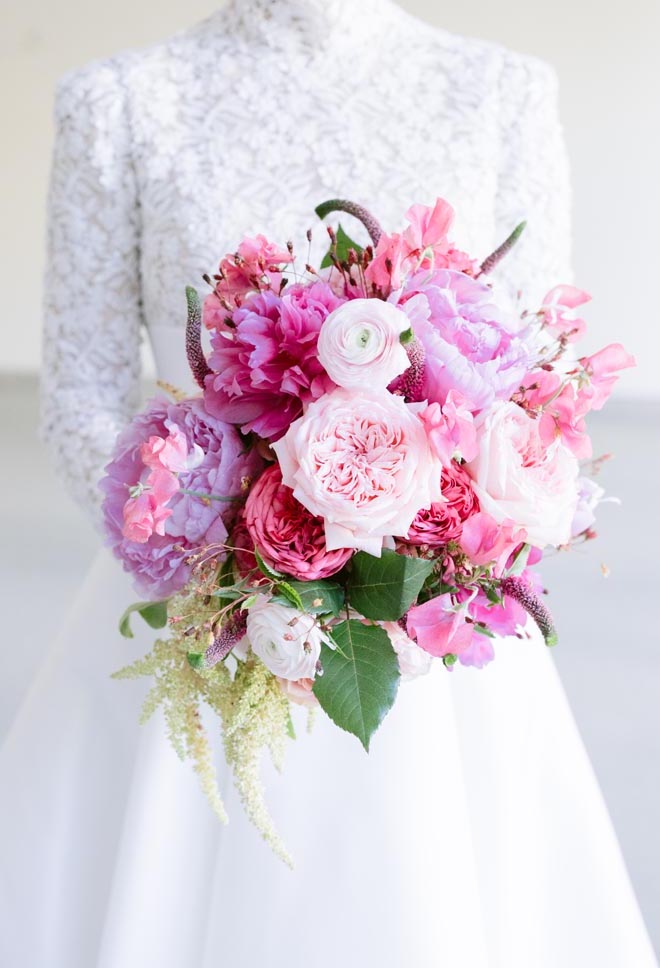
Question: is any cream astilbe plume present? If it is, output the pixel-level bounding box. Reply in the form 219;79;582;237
113;589;293;865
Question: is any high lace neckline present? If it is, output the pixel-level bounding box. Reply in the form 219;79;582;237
217;0;404;59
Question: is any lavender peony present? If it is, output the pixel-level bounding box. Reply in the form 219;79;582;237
398;269;532;410
100;396;263;599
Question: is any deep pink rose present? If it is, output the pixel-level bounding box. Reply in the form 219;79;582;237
244;464;353;580
406;463;479;547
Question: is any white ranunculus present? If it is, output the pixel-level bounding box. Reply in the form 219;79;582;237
465;401;579;549
317;298;411;389
246;596;330;681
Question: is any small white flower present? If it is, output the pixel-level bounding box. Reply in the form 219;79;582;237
317;298;411;389
246;596;331;681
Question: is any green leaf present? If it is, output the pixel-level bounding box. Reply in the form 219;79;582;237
283;579;345;616
119;600;169;639
254;547;284;580
506;543;531;577
346;550;435;621
313;620;400;751
276;581;305;611
286;711;296;740
320;223;364;269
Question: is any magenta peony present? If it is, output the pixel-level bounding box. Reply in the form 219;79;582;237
244;464;353;580
204;281;342;441
101;396;263;599
406;463;479;547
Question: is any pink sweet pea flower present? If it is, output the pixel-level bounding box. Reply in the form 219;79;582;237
579;344;636;410
403;198;455;253
421;390;478;465
540;285;590;342
122;469;179;543
141;424;203;475
204;235;294;314
406;594;474;658
460;511;527;573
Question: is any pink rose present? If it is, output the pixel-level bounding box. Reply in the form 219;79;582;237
244;464;353;580
272;388;443;555
317;298;411;389
406;594;473;658
465;401;579;549
406;463;480;547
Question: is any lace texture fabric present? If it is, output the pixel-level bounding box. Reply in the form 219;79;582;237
40;0;572;522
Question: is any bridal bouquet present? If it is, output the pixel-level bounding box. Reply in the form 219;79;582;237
103;198;633;862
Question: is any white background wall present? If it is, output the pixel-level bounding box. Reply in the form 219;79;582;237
1;0;659;397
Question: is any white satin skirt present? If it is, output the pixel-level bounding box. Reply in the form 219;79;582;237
1;548;656;967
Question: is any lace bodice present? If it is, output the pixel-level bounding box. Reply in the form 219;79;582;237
41;0;572;523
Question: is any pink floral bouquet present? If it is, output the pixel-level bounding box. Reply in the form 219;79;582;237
103;198;633;862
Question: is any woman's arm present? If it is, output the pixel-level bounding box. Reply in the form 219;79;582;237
40;58;143;525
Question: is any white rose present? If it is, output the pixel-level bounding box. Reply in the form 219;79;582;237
246;596;330;681
465;401;579;549
317;298;411;389
383;622;432;681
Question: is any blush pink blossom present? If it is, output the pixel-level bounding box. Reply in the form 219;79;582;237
406;594;473;658
540;285;590;342
579;344;636;410
204;235;294;315
521;371;593;460
244;464;353;580
272;387;444;556
204;281;341;441
366;199;476;292
459;511;526;574
277;677;319;708
382;622;432;680
420;390;478;464
141;424;203;474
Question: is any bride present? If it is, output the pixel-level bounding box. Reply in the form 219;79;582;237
2;1;656;965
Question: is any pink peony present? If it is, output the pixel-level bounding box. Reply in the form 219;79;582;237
204;281;341;441
406;463;480;547
101;396;263;599
366;199;476;292
397;270;532;410
465;401;579;549
272;387;444;555
244;464;353;580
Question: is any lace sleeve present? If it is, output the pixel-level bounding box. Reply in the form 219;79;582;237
40;59;143;526
491;54;573;305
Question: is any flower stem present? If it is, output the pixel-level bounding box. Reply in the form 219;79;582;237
315;199;384;247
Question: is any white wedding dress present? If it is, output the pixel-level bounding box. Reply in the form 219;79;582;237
2;1;657;965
